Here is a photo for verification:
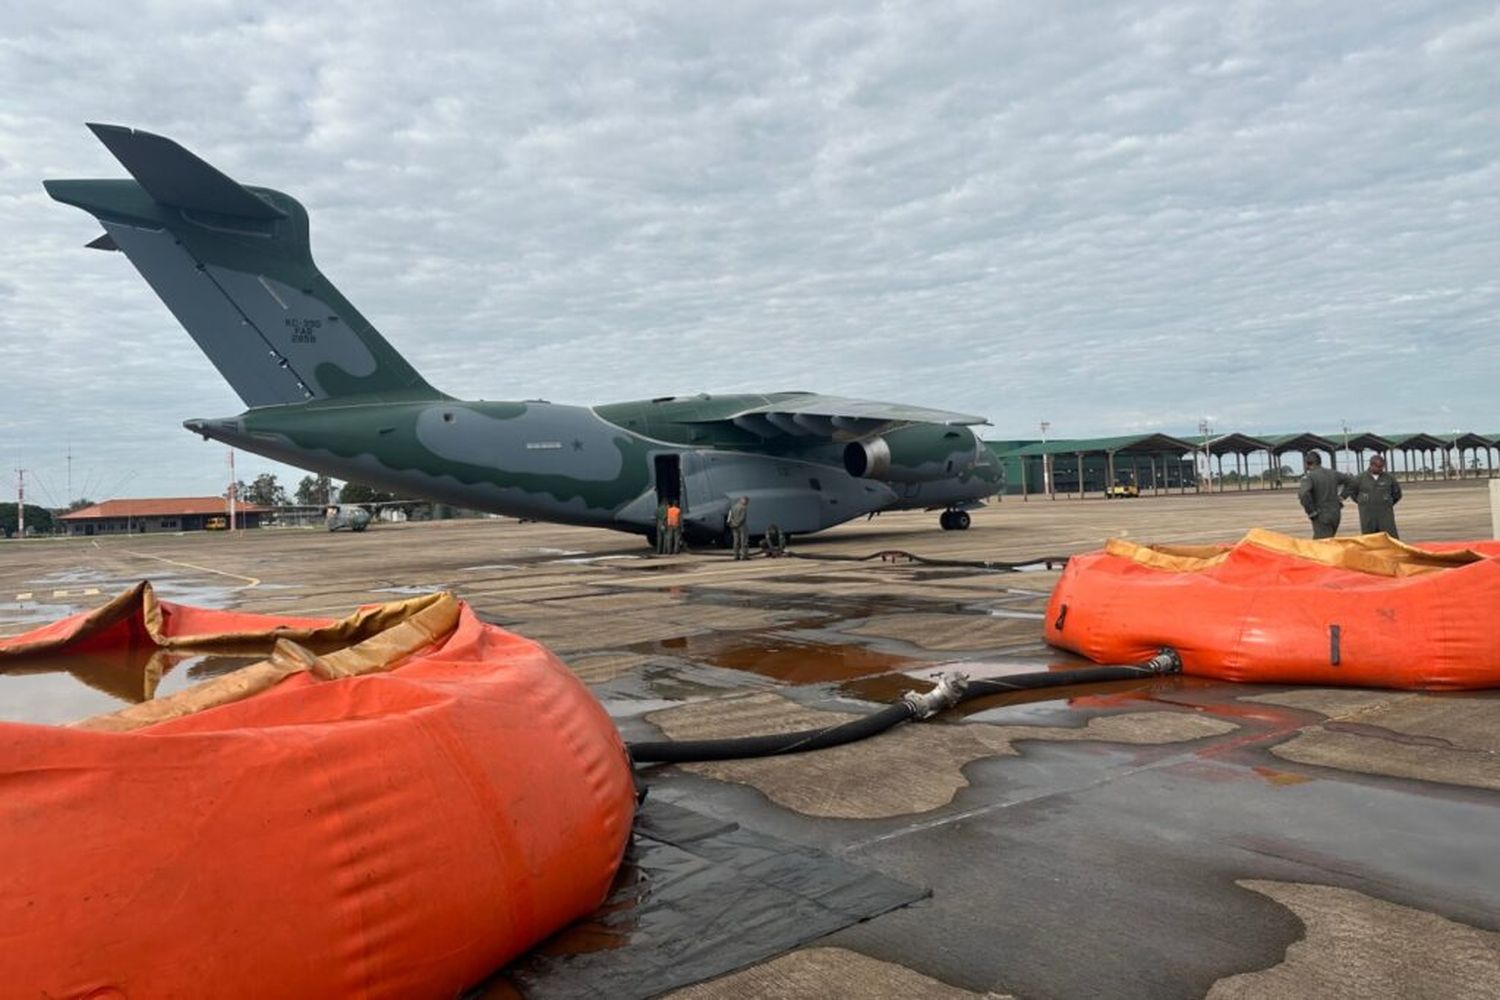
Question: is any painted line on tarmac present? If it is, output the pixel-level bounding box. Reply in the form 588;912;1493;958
9;588;102;601
124;551;261;589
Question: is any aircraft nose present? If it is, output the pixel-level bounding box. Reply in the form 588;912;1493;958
182;416;244;441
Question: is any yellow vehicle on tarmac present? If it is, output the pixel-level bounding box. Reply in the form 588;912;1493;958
1106;481;1140;499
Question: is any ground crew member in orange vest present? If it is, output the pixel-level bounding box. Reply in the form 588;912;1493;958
665;502;682;554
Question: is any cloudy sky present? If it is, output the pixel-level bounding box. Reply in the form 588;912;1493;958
3;1;1498;502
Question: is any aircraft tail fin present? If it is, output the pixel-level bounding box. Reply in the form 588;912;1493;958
46;124;445;408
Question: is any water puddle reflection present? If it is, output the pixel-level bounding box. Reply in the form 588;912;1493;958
1;648;269;725
655;632;917;685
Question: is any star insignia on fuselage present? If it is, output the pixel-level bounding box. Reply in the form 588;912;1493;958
571;439;584;451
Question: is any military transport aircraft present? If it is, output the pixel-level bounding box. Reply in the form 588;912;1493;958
47;125;1002;545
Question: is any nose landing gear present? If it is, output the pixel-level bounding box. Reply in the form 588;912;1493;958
939;509;971;531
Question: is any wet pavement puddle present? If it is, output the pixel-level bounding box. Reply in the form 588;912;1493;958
471;799;924;1000
1;570;136;633
650;631;920;686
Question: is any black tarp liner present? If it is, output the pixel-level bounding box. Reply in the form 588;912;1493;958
474;799;927;999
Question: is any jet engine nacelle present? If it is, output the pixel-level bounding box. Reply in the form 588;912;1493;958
843;425;979;483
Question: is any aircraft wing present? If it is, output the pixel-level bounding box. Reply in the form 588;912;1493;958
693;393;988;441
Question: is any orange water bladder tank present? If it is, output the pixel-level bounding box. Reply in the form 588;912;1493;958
0;583;635;999
1046;530;1500;690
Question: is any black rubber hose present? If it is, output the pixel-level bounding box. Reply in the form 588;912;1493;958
626;649;1181;765
628;701;915;764
961;661;1173;699
785;548;1070;572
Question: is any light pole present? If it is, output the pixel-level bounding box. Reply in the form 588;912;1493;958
227;449;238;531
1198;418;1212;492
1040;420;1053;498
1341;421;1350;473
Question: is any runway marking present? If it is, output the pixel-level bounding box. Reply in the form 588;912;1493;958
14;592;32;601
124;551;261;589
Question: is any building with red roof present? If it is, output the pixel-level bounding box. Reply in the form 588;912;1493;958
59;498;269;536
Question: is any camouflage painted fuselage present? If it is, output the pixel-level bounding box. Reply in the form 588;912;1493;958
187;393;1002;540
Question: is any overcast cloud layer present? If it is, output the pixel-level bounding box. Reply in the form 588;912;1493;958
3;1;1498;501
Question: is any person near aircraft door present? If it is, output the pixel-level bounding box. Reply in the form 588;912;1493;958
655;500;669;554
1297;452;1354;539
1343;454;1402;537
727;496;750;560
665;503;683;554
761;523;787;558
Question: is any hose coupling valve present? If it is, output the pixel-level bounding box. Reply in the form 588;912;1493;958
903;672;969;720
1144;647;1183;675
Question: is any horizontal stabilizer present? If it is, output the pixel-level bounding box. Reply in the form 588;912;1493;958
50;124;446;408
86;123;287;220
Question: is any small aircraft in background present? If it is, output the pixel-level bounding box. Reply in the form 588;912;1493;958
48;125;1003;546
269;500;414;532
320;499;425;532
323;504;372;533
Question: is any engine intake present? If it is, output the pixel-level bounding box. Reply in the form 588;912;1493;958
844;426;978;483
843;437;891;479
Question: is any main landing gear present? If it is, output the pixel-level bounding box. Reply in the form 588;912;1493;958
939;509;971;531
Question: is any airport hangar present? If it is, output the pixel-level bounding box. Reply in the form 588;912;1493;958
986;430;1500;498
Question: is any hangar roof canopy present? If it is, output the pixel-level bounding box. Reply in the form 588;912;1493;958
1206;433;1272;455
1264;433;1338;454
998;434;1197;457
1385;432;1449;450
1333;432;1395;451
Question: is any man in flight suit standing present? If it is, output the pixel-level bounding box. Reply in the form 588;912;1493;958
726;496;750;560
1297;451;1354;539
654;499;669;554
1344;454;1403;537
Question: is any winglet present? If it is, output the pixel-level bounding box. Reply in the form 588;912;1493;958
84;123;287;220
85;232;119;252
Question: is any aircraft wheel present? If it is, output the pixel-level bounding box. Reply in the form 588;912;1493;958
954;510;971;530
939;511;954;530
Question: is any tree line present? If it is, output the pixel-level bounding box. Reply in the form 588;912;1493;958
229;474;400;507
